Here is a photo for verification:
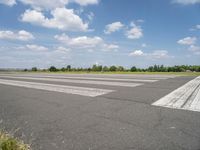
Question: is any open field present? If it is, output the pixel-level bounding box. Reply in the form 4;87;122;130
0;73;200;150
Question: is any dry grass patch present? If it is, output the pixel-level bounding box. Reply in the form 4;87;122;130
0;130;30;150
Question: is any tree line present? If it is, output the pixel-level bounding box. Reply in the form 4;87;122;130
27;64;200;72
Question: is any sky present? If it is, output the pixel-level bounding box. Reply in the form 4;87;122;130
0;0;200;69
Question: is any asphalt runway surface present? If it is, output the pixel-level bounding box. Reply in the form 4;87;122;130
0;73;200;150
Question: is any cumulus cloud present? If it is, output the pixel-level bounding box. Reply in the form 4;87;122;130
25;44;49;51
172;0;200;5
104;22;124;34
21;8;88;31
18;0;69;10
177;36;197;45
126;23;143;39
196;24;200;29
55;34;103;48
73;0;99;6
150;50;170;59
141;43;147;48
0;45;71;68
87;12;94;21
129;50;170;59
103;44;119;49
55;33;119;51
1;0;98;10
129;50;144;56
17;44;71;54
0;30;34;41
188;45;200;55
101;44;119;52
55;46;70;53
0;0;16;6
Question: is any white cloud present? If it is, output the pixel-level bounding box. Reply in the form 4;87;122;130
0;30;34;41
141;43;147;47
55;33;119;51
0;45;71;68
18;0;69;10
172;0;200;5
150;50;170;59
129;50;170;59
129;50;144;56
55;46;70;54
21;8;88;31
177;36;197;45
2;0;98;10
73;0;99;6
104;44;119;49
104;22;124;34
188;45;200;55
25;44;49;51
55;33;103;48
196;24;200;29
102;44;119;52
136;19;145;23
126;23;143;39
87;12;94;21
0;0;16;6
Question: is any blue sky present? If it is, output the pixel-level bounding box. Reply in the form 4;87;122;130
0;0;200;69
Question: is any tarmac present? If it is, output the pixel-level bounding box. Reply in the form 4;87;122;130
0;73;199;150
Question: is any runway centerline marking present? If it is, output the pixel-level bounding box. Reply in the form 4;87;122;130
152;76;200;112
5;75;158;83
0;76;143;87
0;79;114;97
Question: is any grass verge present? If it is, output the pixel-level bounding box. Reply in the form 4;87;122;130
0;130;30;150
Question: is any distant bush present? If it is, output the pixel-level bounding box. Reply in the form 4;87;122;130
109;66;117;71
49;66;57;72
24;64;200;72
130;66;137;72
31;67;37;72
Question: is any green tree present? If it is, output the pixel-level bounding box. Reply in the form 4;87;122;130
31;67;37;72
97;65;103;72
61;67;66;72
109;66;117;71
49;66;57;72
92;64;97;71
92;65;102;71
66;65;71;71
130;66;137;72
117;66;124;72
102;66;109;72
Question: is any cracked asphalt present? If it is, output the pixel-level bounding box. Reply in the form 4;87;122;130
0;73;199;150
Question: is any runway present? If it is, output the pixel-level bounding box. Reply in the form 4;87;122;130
0;73;200;150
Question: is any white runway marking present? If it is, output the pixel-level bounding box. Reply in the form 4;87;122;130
0;74;177;80
0;79;114;97
152;76;200;112
2;75;158;82
0;76;143;87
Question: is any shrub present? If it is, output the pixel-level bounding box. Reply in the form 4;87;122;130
0;130;30;150
49;66;57;72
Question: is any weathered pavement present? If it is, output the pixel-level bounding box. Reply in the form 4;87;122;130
0;73;200;150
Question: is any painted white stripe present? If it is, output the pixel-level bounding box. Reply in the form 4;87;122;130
0;76;143;87
0;74;177;80
0;79;114;97
152;76;200;112
0;75;158;83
